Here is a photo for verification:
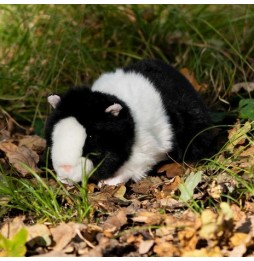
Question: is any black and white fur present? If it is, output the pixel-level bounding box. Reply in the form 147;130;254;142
45;59;213;186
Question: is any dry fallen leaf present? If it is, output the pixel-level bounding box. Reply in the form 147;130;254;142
244;202;254;213
36;250;74;257
138;240;154;255
240;146;254;157
113;185;128;201
182;247;222;257
50;223;78;251
81;237;119;257
226;120;251;153
0;216;25;238
230;232;250;247
228;244;247;257
154;238;180;257
0;142;39;176
228;232;252;257
207;180;224;199
102;209;128;233
160;196;184;209
131;176;162;195
230;204;246;224
178;227;198;251
199;203;234;243
231;82;254;93
199;209;218;240
26;224;51;247
19;135;46;154
0;129;10;142
161;176;181;195
132;211;162;225
180;67;204;92
157;163;185;178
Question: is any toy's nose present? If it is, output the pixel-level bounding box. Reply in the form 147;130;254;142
59;164;73;173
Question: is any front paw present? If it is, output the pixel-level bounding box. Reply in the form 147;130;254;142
98;176;126;187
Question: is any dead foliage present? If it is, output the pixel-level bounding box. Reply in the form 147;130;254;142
0;115;254;256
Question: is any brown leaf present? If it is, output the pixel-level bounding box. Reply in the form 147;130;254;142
226;120;251;152
102;209;128;233
87;183;97;193
231;82;254;93
199;209;218;240
0;129;10;142
240;146;254;157
157;163;185;178
131;176;162;194
155;226;174;237
244;202;254;213
230;232;250;247
81;237;118;257
228;244;247;257
0;142;39;176
178;228;198;251
180;67;205;92
162;176;181;194
154;238;180;256
113;185;128;201
228;232;252;257
0;216;25;238
36;251;74;257
26;224;51;247
207;180;223;199
182;247;222;257
19;135;46;154
138;240;154;255
132;211;162;225
50;223;77;251
159;197;184;209
230;204;246;223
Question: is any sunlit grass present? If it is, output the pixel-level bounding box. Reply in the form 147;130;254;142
0;165;91;223
0;5;254;128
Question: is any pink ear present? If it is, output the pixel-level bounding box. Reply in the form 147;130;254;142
47;95;61;109
105;103;123;116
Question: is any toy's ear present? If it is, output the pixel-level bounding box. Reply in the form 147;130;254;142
105;103;123;117
48;95;61;109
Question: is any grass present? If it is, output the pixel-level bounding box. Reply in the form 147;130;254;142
1;5;254;127
0;165;91;223
0;4;254;224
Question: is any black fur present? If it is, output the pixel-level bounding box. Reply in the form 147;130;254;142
124;59;213;161
45;59;214;183
45;87;135;181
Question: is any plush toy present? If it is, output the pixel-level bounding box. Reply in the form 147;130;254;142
45;59;213;185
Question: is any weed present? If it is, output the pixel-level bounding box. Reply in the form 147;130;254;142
0;166;91;223
0;5;254;128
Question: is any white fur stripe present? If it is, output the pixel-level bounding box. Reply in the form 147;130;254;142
51;117;93;184
92;69;173;185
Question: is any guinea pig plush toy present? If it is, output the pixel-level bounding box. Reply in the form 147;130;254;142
45;59;213;186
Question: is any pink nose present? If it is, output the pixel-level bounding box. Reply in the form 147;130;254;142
59;165;73;173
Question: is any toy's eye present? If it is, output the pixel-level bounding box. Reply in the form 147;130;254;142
88;135;93;139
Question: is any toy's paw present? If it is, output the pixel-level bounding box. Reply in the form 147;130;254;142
98;175;127;187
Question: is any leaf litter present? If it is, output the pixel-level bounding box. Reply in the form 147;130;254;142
0;116;254;256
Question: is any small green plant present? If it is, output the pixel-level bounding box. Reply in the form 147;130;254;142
0;166;90;223
0;227;28;257
179;171;203;202
238;99;254;121
0;155;106;223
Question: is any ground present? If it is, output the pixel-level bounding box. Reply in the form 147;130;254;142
0;115;254;257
